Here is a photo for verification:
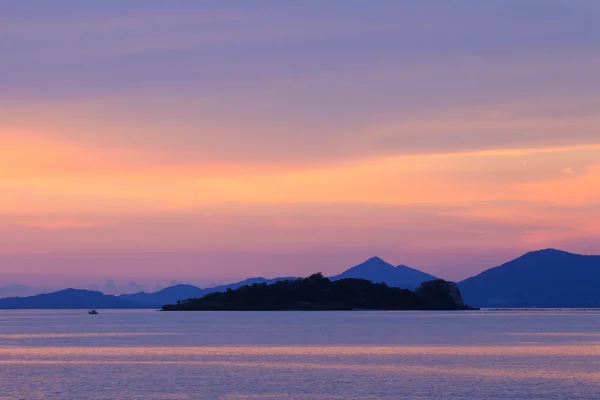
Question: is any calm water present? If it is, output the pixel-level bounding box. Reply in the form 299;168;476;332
1;310;600;399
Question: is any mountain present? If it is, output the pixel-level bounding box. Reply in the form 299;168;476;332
3;250;598;309
0;288;150;309
0;257;434;308
459;249;600;308
118;257;438;307
163;273;475;311
330;257;438;289
119;278;294;307
203;277;294;294
120;284;205;307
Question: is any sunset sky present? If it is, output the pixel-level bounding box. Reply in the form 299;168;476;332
1;1;599;287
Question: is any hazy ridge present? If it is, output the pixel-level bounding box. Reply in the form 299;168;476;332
0;249;598;309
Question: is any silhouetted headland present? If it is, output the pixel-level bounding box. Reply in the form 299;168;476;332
459;249;600;308
0;288;146;309
161;273;477;311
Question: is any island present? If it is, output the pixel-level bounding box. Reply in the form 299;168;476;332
161;273;477;311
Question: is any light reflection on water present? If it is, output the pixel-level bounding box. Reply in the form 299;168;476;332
1;310;600;399
0;357;599;381
2;344;600;357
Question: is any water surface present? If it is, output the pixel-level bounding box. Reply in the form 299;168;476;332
1;310;599;399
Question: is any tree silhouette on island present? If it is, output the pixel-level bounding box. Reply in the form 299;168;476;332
162;273;477;311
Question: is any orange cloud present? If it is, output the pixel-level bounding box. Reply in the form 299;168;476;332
516;165;600;206
2;130;600;215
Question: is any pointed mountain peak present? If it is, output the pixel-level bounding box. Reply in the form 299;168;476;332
351;257;395;271
330;257;437;288
363;256;389;264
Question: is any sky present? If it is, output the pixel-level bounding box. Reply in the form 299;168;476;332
1;0;599;288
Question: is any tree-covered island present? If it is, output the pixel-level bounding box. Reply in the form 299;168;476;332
161;273;477;311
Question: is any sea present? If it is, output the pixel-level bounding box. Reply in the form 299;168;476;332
1;310;599;399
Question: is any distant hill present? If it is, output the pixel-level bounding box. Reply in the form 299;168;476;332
0;289;150;309
118;278;294;307
120;284;205;307
163;273;475;311
330;257;438;289
12;249;600;309
204;277;294;293
459;249;600;308
119;257;435;308
0;257;435;308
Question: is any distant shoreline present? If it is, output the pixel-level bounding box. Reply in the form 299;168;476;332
484;308;600;311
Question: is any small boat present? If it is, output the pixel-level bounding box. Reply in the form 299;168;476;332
88;310;98;315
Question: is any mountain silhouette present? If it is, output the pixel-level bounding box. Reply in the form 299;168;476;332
120;284;205;306
118;278;293;307
0;288;149;309
3;249;598;309
0;259;439;308
126;258;436;308
330;257;437;289
203;277;293;294
459;249;600;308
